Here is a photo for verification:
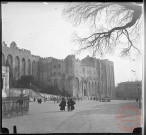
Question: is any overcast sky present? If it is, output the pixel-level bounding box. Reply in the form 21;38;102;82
2;2;142;85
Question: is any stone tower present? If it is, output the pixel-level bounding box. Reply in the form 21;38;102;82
64;55;76;96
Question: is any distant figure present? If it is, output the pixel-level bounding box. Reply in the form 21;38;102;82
40;98;42;104
34;98;36;102
53;97;56;103
38;98;42;104
37;99;39;104
70;98;75;111
57;97;59;103
59;98;66;111
67;98;71;111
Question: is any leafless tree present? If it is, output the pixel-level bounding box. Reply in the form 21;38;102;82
62;2;143;58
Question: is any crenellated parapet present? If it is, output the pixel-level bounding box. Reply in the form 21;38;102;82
31;54;41;59
2;41;32;55
2;41;41;59
2;41;8;47
2;41;32;57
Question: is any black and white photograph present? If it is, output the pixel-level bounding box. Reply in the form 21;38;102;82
1;2;143;134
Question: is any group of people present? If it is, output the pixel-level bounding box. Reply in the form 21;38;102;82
59;98;75;111
37;98;42;104
32;98;42;104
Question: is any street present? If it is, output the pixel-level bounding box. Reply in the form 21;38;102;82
2;100;142;133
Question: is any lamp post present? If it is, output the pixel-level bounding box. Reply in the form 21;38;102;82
137;83;141;108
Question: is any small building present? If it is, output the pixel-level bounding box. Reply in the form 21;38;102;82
39;93;58;99
116;81;142;99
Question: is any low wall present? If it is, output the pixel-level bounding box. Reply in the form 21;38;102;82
2;96;29;119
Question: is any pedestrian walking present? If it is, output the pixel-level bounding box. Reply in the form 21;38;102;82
67;98;71;111
59;98;66;111
40;99;42;104
54;97;56;103
57;97;59;103
70;98;75;111
38;98;42;104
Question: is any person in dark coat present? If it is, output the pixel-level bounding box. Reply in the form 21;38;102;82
59;98;66;111
70;98;75;111
38;98;42;104
67;98;71;111
40;98;42;104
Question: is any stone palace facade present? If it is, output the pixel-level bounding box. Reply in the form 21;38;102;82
2;41;115;98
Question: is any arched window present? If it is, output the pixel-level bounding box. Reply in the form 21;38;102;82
54;79;58;87
89;82;90;96
15;56;20;79
27;59;31;75
95;82;97;95
6;54;13;88
74;78;80;96
92;82;94;95
75;78;79;92
21;58;26;76
6;54;13;68
32;61;35;77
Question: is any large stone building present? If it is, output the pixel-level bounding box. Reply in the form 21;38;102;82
2;41;115;98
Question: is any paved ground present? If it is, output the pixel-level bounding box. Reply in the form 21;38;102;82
2;100;142;133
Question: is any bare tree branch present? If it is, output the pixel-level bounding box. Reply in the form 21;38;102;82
63;2;143;57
